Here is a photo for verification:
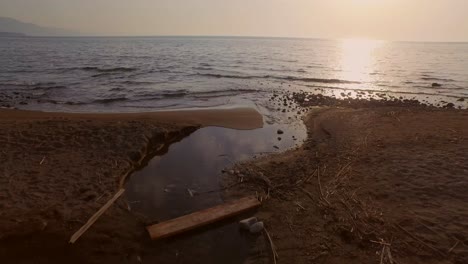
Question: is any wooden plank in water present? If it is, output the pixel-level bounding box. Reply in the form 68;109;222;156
146;196;261;240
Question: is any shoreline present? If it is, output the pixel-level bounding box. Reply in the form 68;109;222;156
0;107;263;130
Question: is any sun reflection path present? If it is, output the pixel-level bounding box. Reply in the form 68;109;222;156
339;38;385;84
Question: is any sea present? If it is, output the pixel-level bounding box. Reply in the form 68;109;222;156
0;36;467;111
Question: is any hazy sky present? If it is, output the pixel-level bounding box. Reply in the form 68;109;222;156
1;0;468;41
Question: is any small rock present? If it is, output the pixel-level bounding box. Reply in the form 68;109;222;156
457;98;465;102
249;221;264;234
239;217;258;230
432;83;442;87
444;103;455;108
277;137;281;141
277;129;284;135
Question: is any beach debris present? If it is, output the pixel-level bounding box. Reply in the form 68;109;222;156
146;196;261;240
448;239;460;253
277;129;284;135
239;217;258;230
164;184;176;193
187;188;196;197
249;221;264;234
39;156;46;165
264;226;279;264
69;188;125;244
396;223;446;256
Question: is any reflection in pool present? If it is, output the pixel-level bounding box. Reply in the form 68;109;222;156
125;122;305;263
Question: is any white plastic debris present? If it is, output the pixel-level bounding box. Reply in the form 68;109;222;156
249;221;264;234
239;217;258;230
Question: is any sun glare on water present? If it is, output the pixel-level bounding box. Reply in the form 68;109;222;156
339;38;385;83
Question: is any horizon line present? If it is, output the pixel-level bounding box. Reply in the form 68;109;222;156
5;33;468;44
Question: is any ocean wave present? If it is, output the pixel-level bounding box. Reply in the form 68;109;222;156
421;77;455;82
197;73;256;79
92;97;128;104
196;72;360;84
78;66;137;73
274;76;360;84
32;85;66;90
193;66;214;71
133;88;257;100
0;81;62;88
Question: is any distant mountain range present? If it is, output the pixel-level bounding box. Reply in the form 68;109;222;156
0;17;80;36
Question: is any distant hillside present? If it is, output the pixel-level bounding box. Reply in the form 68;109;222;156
0;17;80;36
0;32;27;37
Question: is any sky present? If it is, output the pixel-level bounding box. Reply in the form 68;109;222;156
1;0;468;41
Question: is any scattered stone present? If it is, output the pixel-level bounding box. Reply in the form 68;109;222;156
239;217;258;230
277;137;282;141
457;98;465;102
444;103;455;108
277;129;284;135
432;83;442;87
249;221;264;234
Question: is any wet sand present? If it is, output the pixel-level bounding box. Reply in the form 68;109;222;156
0;107;262;264
225;105;468;264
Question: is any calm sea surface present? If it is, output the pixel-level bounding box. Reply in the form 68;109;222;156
0;36;467;111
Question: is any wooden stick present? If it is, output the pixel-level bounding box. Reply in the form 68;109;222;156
380;245;386;264
264;227;278;263
396;224;445;257
448;240;460;253
317;167;331;206
301;188;314;201
371;240;391;246
69;188;125;244
386;246;394;264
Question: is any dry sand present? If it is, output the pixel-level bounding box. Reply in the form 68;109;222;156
0;107;262;264
225;106;468;264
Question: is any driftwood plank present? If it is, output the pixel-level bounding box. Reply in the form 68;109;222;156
69;188;125;244
146;196;261;240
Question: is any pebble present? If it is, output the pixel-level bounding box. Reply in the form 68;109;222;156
277;129;284;134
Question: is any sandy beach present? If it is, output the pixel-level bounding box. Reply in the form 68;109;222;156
0;102;467;263
225;102;468;264
0;107;262;264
